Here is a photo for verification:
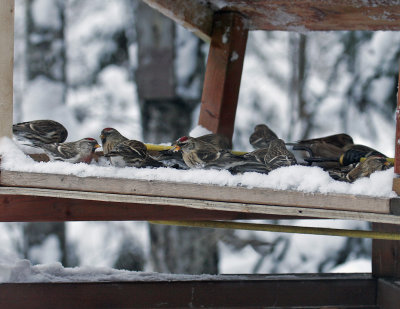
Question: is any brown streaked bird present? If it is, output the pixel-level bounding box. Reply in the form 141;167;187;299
172;136;269;173
195;133;232;150
100;127;128;156
249;124;279;149
346;156;392;183
13;120;68;146
245;138;297;170
39;138;100;163
105;139;164;168
287;133;386;168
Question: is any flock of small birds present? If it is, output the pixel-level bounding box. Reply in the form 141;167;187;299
11;120;393;183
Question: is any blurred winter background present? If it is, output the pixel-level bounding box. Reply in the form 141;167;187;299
2;0;399;276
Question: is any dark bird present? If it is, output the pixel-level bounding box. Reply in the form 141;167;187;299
172;136;269;173
287;133;386;168
39;138;101;163
249;124;279;149
13;120;68;146
195;133;232;150
105;139;164;168
346;156;392;182
100;127;128;156
245;138;297;170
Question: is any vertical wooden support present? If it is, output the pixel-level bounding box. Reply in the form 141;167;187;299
372;223;400;278
198;12;248;141
393;66;400;194
0;0;14;138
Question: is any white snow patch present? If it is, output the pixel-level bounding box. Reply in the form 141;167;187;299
0;137;396;198
330;258;371;273
231;51;239;62
31;0;62;30
189;125;212;137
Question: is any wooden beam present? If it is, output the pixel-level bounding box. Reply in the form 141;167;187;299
372;223;400;278
1;170;398;216
208;0;400;31
0;274;377;308
377;279;400;309
198;12;248;141
141;0;213;42
0;194;291;222
393;63;400;194
0;0;14;138
1;186;400;224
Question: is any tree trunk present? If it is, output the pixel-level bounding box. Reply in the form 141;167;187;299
135;1;218;274
23;0;73;266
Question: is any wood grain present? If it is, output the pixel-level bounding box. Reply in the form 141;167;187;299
198;12;248;141
0;186;400;224
0;274;376;309
142;0;213;42
0;170;396;215
0;0;14;138
377;279;400;309
372;223;400;278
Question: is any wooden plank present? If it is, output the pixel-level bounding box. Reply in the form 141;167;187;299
198;12;248;141
0;170;396;215
1;187;400;224
372;223;400;278
0;0;14;138
141;0;213;42
207;0;400;31
0;274;377;309
377;279;400;309
0;194;290;222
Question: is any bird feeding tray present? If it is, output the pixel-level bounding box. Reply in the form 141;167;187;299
1;163;400;224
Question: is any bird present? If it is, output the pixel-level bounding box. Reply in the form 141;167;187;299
38;138;101;163
346;156;392;182
249;124;279;149
245;138;297;170
172;136;269;173
287;133;386;168
13;120;68;146
100;127;129;156
195;133;232;150
105;139;164;168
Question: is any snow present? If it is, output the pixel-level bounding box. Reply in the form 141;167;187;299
31;0;62;30
0;137;396;198
0;259;226;283
189;125;212;137
330;258;371;273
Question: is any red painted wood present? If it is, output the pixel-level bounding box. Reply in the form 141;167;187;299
198;12;248;141
372;223;400;278
377;279;400;309
395;67;400;175
0;194;294;222
0;274;376;309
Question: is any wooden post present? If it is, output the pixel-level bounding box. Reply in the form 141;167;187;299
372;223;400;278
393;64;400;194
0;0;14;138
198;12;248;141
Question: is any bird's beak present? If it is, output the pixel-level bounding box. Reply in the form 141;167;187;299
171;145;181;152
95;144;101;149
100;134;104;140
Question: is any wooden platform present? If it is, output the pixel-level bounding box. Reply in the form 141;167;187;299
0;274;383;309
0;170;400;224
144;0;400;42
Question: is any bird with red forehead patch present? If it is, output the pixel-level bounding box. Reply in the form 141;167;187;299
38;137;100;163
100;127;129;156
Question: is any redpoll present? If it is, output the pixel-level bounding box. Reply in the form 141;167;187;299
100;127;128;156
39;138;101;163
245;139;297;170
106;140;164;168
346;156;391;182
13;120;68;146
249;124;279;149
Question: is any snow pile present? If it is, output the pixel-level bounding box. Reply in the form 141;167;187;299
0;137;396;198
0;258;240;283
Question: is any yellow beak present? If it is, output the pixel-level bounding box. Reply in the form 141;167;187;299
172;145;181;152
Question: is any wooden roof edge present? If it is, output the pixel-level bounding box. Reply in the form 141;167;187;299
142;0;213;42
